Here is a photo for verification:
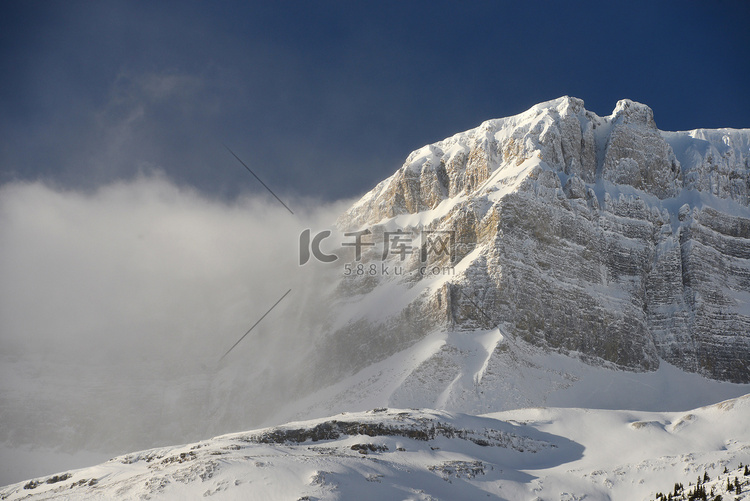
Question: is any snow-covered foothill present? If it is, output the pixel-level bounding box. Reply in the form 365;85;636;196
2;396;748;500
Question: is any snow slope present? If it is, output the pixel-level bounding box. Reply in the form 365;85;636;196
2;396;749;500
272;327;750;425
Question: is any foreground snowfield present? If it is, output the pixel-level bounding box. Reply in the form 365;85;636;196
2;396;748;500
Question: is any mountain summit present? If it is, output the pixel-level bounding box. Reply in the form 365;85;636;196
319;97;750;386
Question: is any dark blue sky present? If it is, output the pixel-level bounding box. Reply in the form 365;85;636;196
1;1;749;201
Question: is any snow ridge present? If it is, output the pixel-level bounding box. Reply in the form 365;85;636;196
3;396;748;501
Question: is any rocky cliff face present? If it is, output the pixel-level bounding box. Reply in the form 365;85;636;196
327;97;750;383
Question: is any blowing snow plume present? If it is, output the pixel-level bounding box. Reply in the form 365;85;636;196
0;174;352;480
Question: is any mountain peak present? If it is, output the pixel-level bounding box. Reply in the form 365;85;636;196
612;98;657;128
531;95;586;115
344;97;750;232
332;97;750;385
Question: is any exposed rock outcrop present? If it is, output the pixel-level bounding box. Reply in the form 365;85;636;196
330;97;750;383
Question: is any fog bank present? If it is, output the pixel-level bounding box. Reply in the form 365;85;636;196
0;175;352;482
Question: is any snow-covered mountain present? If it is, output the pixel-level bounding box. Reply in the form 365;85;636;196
305;96;750;397
3;395;749;500
4;97;750;497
